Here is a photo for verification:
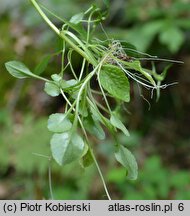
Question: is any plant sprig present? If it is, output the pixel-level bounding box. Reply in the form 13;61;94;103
5;0;182;199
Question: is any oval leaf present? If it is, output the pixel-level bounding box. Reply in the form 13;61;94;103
81;149;94;168
34;55;51;75
51;74;62;82
5;61;35;79
48;113;72;133
70;13;84;24
44;82;60;97
84;115;105;140
110;113;130;136
100;65;130;102
159;27;184;53
50;132;85;165
115;145;138;180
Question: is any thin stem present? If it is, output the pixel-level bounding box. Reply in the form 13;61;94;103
97;68;112;113
60;37;66;77
40;3;66;23
79;59;86;81
30;0;59;34
67;50;78;80
73;54;110;121
62;30;97;65
89;96;110;114
60;88;112;200
118;62;171;90
73;66;99;125
136;57;184;64
48;158;54;200
79;115;112;200
33;74;50;82
32;153;54;199
31;0;111;200
30;0;95;65
60;89;77;111
89;148;111;200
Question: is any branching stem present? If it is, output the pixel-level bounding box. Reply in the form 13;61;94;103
60;88;111;200
30;0;96;65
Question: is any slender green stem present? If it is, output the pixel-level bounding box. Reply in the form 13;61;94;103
88;95;110;114
30;0;96;65
60;88;111;200
60;37;66;77
73;113;111;200
33;74;50;82
74;52;111;123
76;104;112;200
40;3;66;23
67;50;78;80
86;10;93;43
30;0;59;34
73;70;95;126
89;148;111;200
97;68;112;113
79;119;112;200
31;0;112;200
60;89;77;112
48;158;54;200
79;59;86;81
62;30;97;65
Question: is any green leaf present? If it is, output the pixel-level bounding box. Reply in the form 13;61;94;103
81;149;94;168
120;42;139;58
44;82;60;97
51;74;62;82
110;113;130;136
61;80;81;99
61;79;78;89
70;13;84;24
89;103;114;132
47;113;72;133
84;115;105;140
5;61;35;79
65;12;87;39
123;60;142;71
61;23;86;40
50;132;85;165
126;20;164;51
78;93;88;117
115;145;138;180
34;55;51;75
100;65;130;102
123;60;156;86
159;27;184;53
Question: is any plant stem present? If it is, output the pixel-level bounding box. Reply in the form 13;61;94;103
30;0;96;65
78;117;111;200
97;69;112;113
48;158;54;200
89;148;112;200
60;89;111;200
79;118;112;200
30;0;59;34
31;0;112;199
62;30;97;65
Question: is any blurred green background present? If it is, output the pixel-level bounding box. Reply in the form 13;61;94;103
0;0;190;199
